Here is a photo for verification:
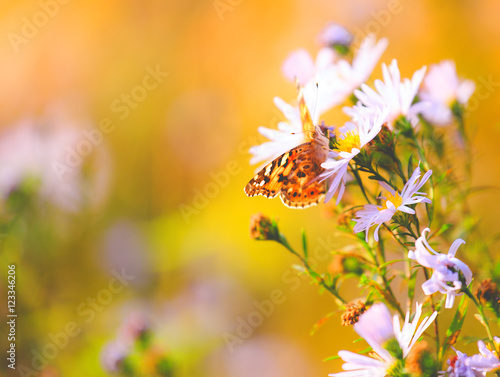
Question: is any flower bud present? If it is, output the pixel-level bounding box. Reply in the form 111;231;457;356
405;340;437;376
249;213;279;241
476;279;500;315
329;254;363;275
317;23;353;55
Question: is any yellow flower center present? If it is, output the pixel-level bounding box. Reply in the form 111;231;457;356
335;130;361;153
379;191;403;211
487;340;500;358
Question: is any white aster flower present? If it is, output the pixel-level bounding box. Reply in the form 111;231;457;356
408;228;473;309
445;339;500;377
282;46;340;118
331;303;395;377
331;302;436;377
282;47;337;88
415;60;476;125
354;59;427;128
320;105;388;204
334;34;388;95
393;302;438;358
353;166;432;241
467;338;500;375
445;350;483;377
283;34;387;118
308;34;388;117
0;114;110;212
249;97;307;167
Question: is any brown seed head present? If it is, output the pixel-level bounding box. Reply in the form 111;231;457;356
341;300;366;326
476;279;500;305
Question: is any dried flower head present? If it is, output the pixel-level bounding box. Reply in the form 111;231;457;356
249;213;279;241
476;279;500;305
341;300;366;326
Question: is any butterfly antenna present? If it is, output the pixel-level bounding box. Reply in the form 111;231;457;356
311;83;319;123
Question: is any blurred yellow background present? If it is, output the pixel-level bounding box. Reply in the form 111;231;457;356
1;0;500;376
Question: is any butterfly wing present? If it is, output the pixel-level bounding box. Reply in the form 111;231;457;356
244;142;326;209
244;143;308;199
279;143;326;208
244;83;328;208
296;81;316;142
281;180;325;208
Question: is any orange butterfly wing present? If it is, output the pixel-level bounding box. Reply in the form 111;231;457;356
244;142;326;209
244;84;328;209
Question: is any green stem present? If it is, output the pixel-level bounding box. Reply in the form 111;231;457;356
423;269;440;356
464;287;498;353
385;224;441;352
389;148;407;185
406;127;435;225
350;162;372;204
365;163;398;192
455;108;472;183
378;229;387;265
384;224;409;250
359;236;404;317
278;235;346;304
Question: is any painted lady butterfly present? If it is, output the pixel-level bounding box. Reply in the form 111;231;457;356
244;85;330;208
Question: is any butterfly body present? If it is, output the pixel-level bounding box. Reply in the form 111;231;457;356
244;86;329;209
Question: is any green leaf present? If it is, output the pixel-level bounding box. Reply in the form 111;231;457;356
408;269;418;303
323;355;340;362
378;259;406;270
426;201;434;225
301;228;308;261
407;154;414;178
310;312;335;335
430;224;452;239
440;295;469;361
369;280;401;314
306;269;321;281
